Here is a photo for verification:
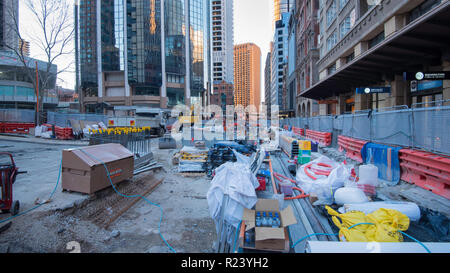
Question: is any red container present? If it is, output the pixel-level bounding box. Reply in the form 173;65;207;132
256;176;266;191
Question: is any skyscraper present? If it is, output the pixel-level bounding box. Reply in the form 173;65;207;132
0;0;19;51
77;0;211;113
211;0;234;84
271;12;289;111
273;0;291;30
234;43;261;110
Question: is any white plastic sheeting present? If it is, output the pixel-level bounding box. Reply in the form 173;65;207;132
207;161;260;230
296;156;351;205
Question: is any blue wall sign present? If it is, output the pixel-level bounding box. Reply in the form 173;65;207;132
356;86;391;94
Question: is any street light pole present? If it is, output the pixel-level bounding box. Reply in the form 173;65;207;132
35;61;39;125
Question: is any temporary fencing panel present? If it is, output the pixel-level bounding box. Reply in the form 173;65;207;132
0;109;35;123
371;110;412;147
280;105;449;156
412;106;450;155
47;112;108;128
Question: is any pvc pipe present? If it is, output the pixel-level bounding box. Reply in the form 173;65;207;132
306;241;450;253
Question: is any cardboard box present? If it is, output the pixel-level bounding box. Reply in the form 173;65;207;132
242;199;297;252
62;144;134;194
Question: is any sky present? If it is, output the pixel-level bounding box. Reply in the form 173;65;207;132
234;0;273;103
19;0;274;95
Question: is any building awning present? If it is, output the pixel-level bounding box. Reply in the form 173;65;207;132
301;2;450;100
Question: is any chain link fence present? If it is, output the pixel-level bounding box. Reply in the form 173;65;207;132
0;109;35;123
47;112;108;127
281;105;450;156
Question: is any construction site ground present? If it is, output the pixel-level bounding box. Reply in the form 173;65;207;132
0;138;216;253
0;136;449;253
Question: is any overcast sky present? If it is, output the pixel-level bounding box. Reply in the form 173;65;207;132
19;0;273;97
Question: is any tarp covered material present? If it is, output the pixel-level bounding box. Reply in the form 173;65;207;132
207;161;259;231
361;143;402;186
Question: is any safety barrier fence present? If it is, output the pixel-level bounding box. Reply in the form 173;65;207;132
88;129;153;158
0;109;35;123
399;149;450;199
0;122;34;134
338;136;368;163
280;105;450;156
47;112;108;128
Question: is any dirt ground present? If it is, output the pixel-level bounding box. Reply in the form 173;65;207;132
0;139;217;253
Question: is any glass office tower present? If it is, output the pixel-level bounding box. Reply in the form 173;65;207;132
78;0;210;110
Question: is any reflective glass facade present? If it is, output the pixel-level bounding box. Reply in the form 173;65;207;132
189;0;205;98
127;0;162;96
101;0;125;71
165;0;185;76
79;0;98;94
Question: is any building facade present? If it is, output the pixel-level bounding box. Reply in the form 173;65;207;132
274;0;293;30
77;0;211;114
294;0;320;117
210;80;233;111
301;0;450;114
234;43;261;109
211;0;234;85
271;12;290;112
0;50;58;110
264;50;272;117
0;0;18;51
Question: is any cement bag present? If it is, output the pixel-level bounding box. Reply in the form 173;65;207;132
334;187;369;206
326;206;410;242
339;201;421;222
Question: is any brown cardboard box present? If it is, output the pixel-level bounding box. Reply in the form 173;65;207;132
242;199;297;252
62;144;134;194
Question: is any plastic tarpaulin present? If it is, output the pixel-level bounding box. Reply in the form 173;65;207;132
361;143;402;186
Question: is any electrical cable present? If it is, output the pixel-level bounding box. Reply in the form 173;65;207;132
0;159;62;224
78;149;176;253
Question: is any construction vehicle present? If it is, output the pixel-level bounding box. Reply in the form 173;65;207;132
135;108;170;137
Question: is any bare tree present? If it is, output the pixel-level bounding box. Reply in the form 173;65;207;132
4;0;74;125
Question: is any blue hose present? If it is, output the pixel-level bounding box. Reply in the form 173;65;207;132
78;149;176;253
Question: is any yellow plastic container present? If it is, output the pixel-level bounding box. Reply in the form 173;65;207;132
299;140;311;151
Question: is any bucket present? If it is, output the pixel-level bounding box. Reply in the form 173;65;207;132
279;180;293;197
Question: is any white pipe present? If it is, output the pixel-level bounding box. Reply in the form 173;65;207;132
306;241;450;253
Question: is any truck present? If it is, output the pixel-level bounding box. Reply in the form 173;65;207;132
135;108;171;137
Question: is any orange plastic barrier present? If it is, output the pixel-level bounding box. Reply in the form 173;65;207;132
292;127;304;136
305;129;332;147
338;136;368;163
1;122;34;134
42;124;73;140
399;149;450;199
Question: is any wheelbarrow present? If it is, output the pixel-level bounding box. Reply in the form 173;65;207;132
0;153;26;216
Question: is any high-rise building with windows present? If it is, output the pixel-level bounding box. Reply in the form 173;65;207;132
273;0;292;30
271;12;289;111
77;0;211;113
211;0;234;85
0;0;19;51
234;43;261;110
